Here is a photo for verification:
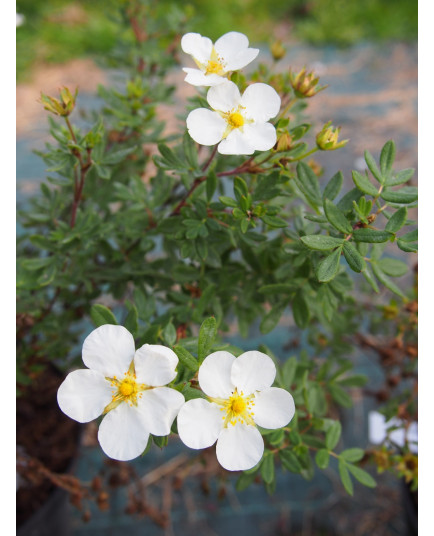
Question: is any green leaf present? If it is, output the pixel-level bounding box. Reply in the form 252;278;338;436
183;131;198;169
364;150;383;183
295;161;322;209
124;304;138;336
259;283;296;295
260;301;288;334
337;188;364;213
378;258;408;277
292;290;310;328
315;449;330;469
371;263;407;298
316;247;342;283
362;264;380;293
324;199;352;234
260;452;275;484
198;317;217;362
385;207;407;232
380;188;418;204
380;140;396;178
162;322;177;346
386;168;415;186
182;384;207;401
173;346;199;372
343;242;365;272
340;448;365;462
325;421;341;450
397;240;418;253
153;435;169;448
352;229;392;243
347;464;377;488
22;257;54;271
236;471;257;492
90;304;118;327
260;214;287;228
329;384;353;408
338;460;354;495
323;171;344;201
400;229;417;242
300;235;344;251
219;196;237;207
282;357;297;388
206;171;217;202
352;170;379;196
279;449;303;473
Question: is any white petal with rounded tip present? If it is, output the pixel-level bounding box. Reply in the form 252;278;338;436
183;68;227;87
57;369;113;423
134;344;178;386
207;81;241;113
241;83;281;123
82;324;135;378
187;109;226;145
216;424;264;471
177;399;223;449
231;351;276;395
218;129;254;155
225;48;259;72
242;123;277;152
252;387;295;429
137;387;184;436
181;33;213;64
214;32;249;61
98;402;149;461
198;351;236;398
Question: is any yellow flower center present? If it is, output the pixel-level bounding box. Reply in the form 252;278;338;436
119;379;135;397
228;112;245;128
211;389;255;427
103;370;148;413
206;59;225;75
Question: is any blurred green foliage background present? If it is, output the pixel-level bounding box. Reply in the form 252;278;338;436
16;0;417;81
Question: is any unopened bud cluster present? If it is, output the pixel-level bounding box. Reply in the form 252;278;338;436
40;87;78;117
316;121;349;151
289;67;327;98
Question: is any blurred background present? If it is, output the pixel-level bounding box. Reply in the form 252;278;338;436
16;1;417;535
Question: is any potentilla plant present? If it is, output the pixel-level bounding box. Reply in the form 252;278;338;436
17;0;417;519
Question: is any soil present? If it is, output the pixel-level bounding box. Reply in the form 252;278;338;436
16;365;80;527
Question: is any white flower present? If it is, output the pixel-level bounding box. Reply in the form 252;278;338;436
57;325;185;461
181;31;259;87
177;350;295;471
186;81;281;155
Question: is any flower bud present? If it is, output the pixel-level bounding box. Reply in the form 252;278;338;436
40;86;78;117
270;41;286;61
289;67;327;98
276;131;293;152
316;121;349;151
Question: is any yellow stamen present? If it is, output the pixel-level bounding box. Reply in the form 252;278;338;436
228;112;245;128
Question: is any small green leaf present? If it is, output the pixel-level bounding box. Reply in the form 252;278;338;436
162;322;177;346
329;384;353;408
324;199;352;234
219;196;237;207
315;449;330;469
341;448;365;462
347;463;377;488
362;264;380;293
343;242;365;272
292;290;310;328
282;357;297;388
260;301;288;334
400;229;417;242
206;171;217;202
378;258;408;277
236;471;257;491
259;283;296;295
279;449;303;473
385;207;407;232
316;247;342;283
338;460;354;495
198;317;217;362
325;421;342;450
323;171;344;201
90;304;118;327
371;263;407;298
380;188;418;204
300;235;344;251
380;140;396;178
295;161;322;209
173;345;199;372
260;452;275;484
397;240;417;253
352;229;392;243
261;214;287;228
124;304;138;336
337;188;364;213
386;168;414;186
352;170;379;196
364;150;383;183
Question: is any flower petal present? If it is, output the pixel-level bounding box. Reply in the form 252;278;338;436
207;80;241;113
231;351;276;395
82;324;135;378
224;48;259;72
216;423;264;471
183;68;226;87
177;399;223;449
57;369;113;423
187;108;226;146
134;344;178;386
218;129;255;155
136;387;185;436
198;351;236;398
252;387;295;429
242;123;277;152
181;33;213;64
241;83;281;123
214;32;249;62
98;403;149;461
